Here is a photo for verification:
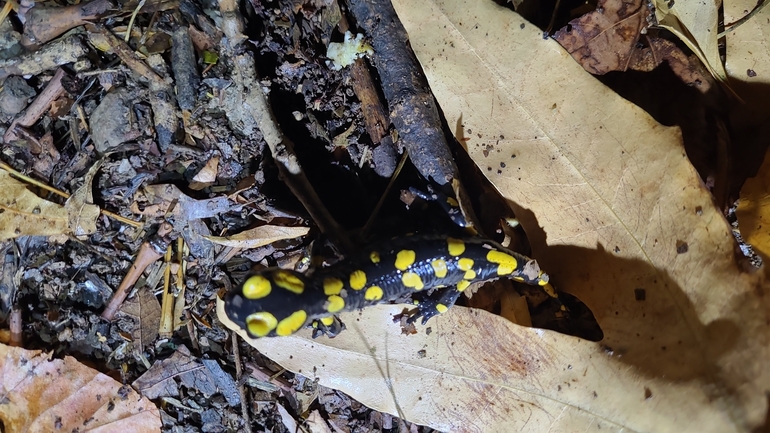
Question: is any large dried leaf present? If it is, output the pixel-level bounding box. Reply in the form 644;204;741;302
219;1;770;431
736;148;770;261
0;170;69;239
654;0;727;81
724;0;770;82
729;0;770;264
0;344;161;432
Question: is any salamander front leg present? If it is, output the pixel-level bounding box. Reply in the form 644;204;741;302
311;315;346;338
407;287;463;325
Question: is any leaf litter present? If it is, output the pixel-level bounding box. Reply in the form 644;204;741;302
1;0;770;431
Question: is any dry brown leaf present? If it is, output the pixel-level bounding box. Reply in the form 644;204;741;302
118;286;162;352
130;183;231;222
189;155;220;190
65;160;102;236
0;343;161;432
276;402;299;432
0;170;69;240
133;345;241;407
722;0;770;176
206;225;310;248
628;37;713;91
219;1;770;431
736;148;770;261
306;410;333;433
725;0;770;82
552;0;649;75
654;0;727;81
133;345;207;399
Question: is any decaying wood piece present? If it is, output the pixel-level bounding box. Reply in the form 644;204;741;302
337;13;395;177
171;26;200;112
0;35;87;83
218;0;353;253
348;0;458;186
347;0;481;230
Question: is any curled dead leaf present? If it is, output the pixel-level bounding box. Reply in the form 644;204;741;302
0;344;161;431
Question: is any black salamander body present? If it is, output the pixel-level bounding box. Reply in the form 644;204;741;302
224;234;550;338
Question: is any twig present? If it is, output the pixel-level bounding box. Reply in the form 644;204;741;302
101;222;174;321
348;0;459;186
718;0;770;39
233;336;253;433
361;152;409;238
4;68;66;143
125;0;146;42
338;14;389;145
159;244;173;337
9;307;22;347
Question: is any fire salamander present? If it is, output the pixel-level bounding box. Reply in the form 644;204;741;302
224;234;552;338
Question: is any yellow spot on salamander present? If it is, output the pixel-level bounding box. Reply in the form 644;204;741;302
246;312;277;337
402;272;425;290
365;285;384;301
541;282;557;298
326;295;345;312
395;250;416;270
320;316;335;326
486;250;518;275
323;277;344;295
370;251;381;263
242;275;271;299
457;280;470;292
276;310;308;336
431;258;448;278
349;270;367;290
447;238;465;256
457;257;474;271
273;270;305;294
446;197;459;207
464;270;477;280
436;303;448;313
